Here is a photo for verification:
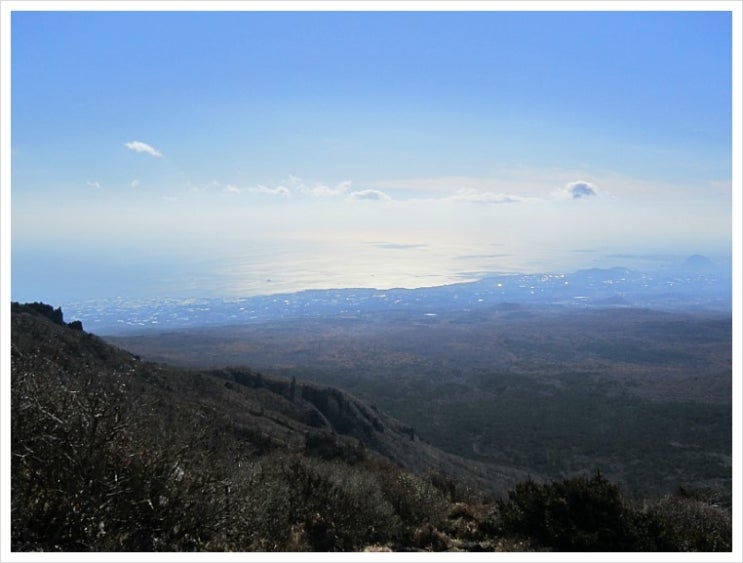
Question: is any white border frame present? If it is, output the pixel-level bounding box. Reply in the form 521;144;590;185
1;2;740;562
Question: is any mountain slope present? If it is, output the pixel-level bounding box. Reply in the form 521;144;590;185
10;303;731;552
11;302;525;493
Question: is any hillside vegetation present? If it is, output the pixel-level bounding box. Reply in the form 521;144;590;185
109;306;732;499
10;303;731;551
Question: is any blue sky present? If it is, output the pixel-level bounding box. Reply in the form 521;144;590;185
8;7;735;303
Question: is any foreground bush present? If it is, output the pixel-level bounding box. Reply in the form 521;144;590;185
494;472;638;551
640;495;732;551
493;472;731;552
10;356;448;552
234;455;400;550
11;359;235;551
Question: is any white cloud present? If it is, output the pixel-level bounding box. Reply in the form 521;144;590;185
375;171;609;201
245;176;353;199
130;179;140;188
449;189;521;204
250;184;291;197
224;184;241;195
281;175;351;198
124;140;163;157
374;174;554;198
557;181;599;200
306;180;351;198
287;175;304;189
86;180;101;189
348;189;391;202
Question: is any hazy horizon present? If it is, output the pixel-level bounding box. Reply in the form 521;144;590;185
11;241;734;306
9;8;734;306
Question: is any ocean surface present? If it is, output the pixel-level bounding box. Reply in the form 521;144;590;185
11;236;729;308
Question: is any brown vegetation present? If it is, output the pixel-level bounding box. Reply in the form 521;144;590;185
10;303;731;551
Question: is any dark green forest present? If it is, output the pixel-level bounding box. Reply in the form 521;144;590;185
10;303;732;552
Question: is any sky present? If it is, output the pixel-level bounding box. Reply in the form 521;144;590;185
7;6;736;304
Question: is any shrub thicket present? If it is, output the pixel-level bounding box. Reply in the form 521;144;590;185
493;472;731;552
11;347;451;551
11;356;235;551
494;472;638;551
638;495;732;551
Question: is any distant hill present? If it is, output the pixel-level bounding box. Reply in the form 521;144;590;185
10;303;731;552
680;254;717;272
